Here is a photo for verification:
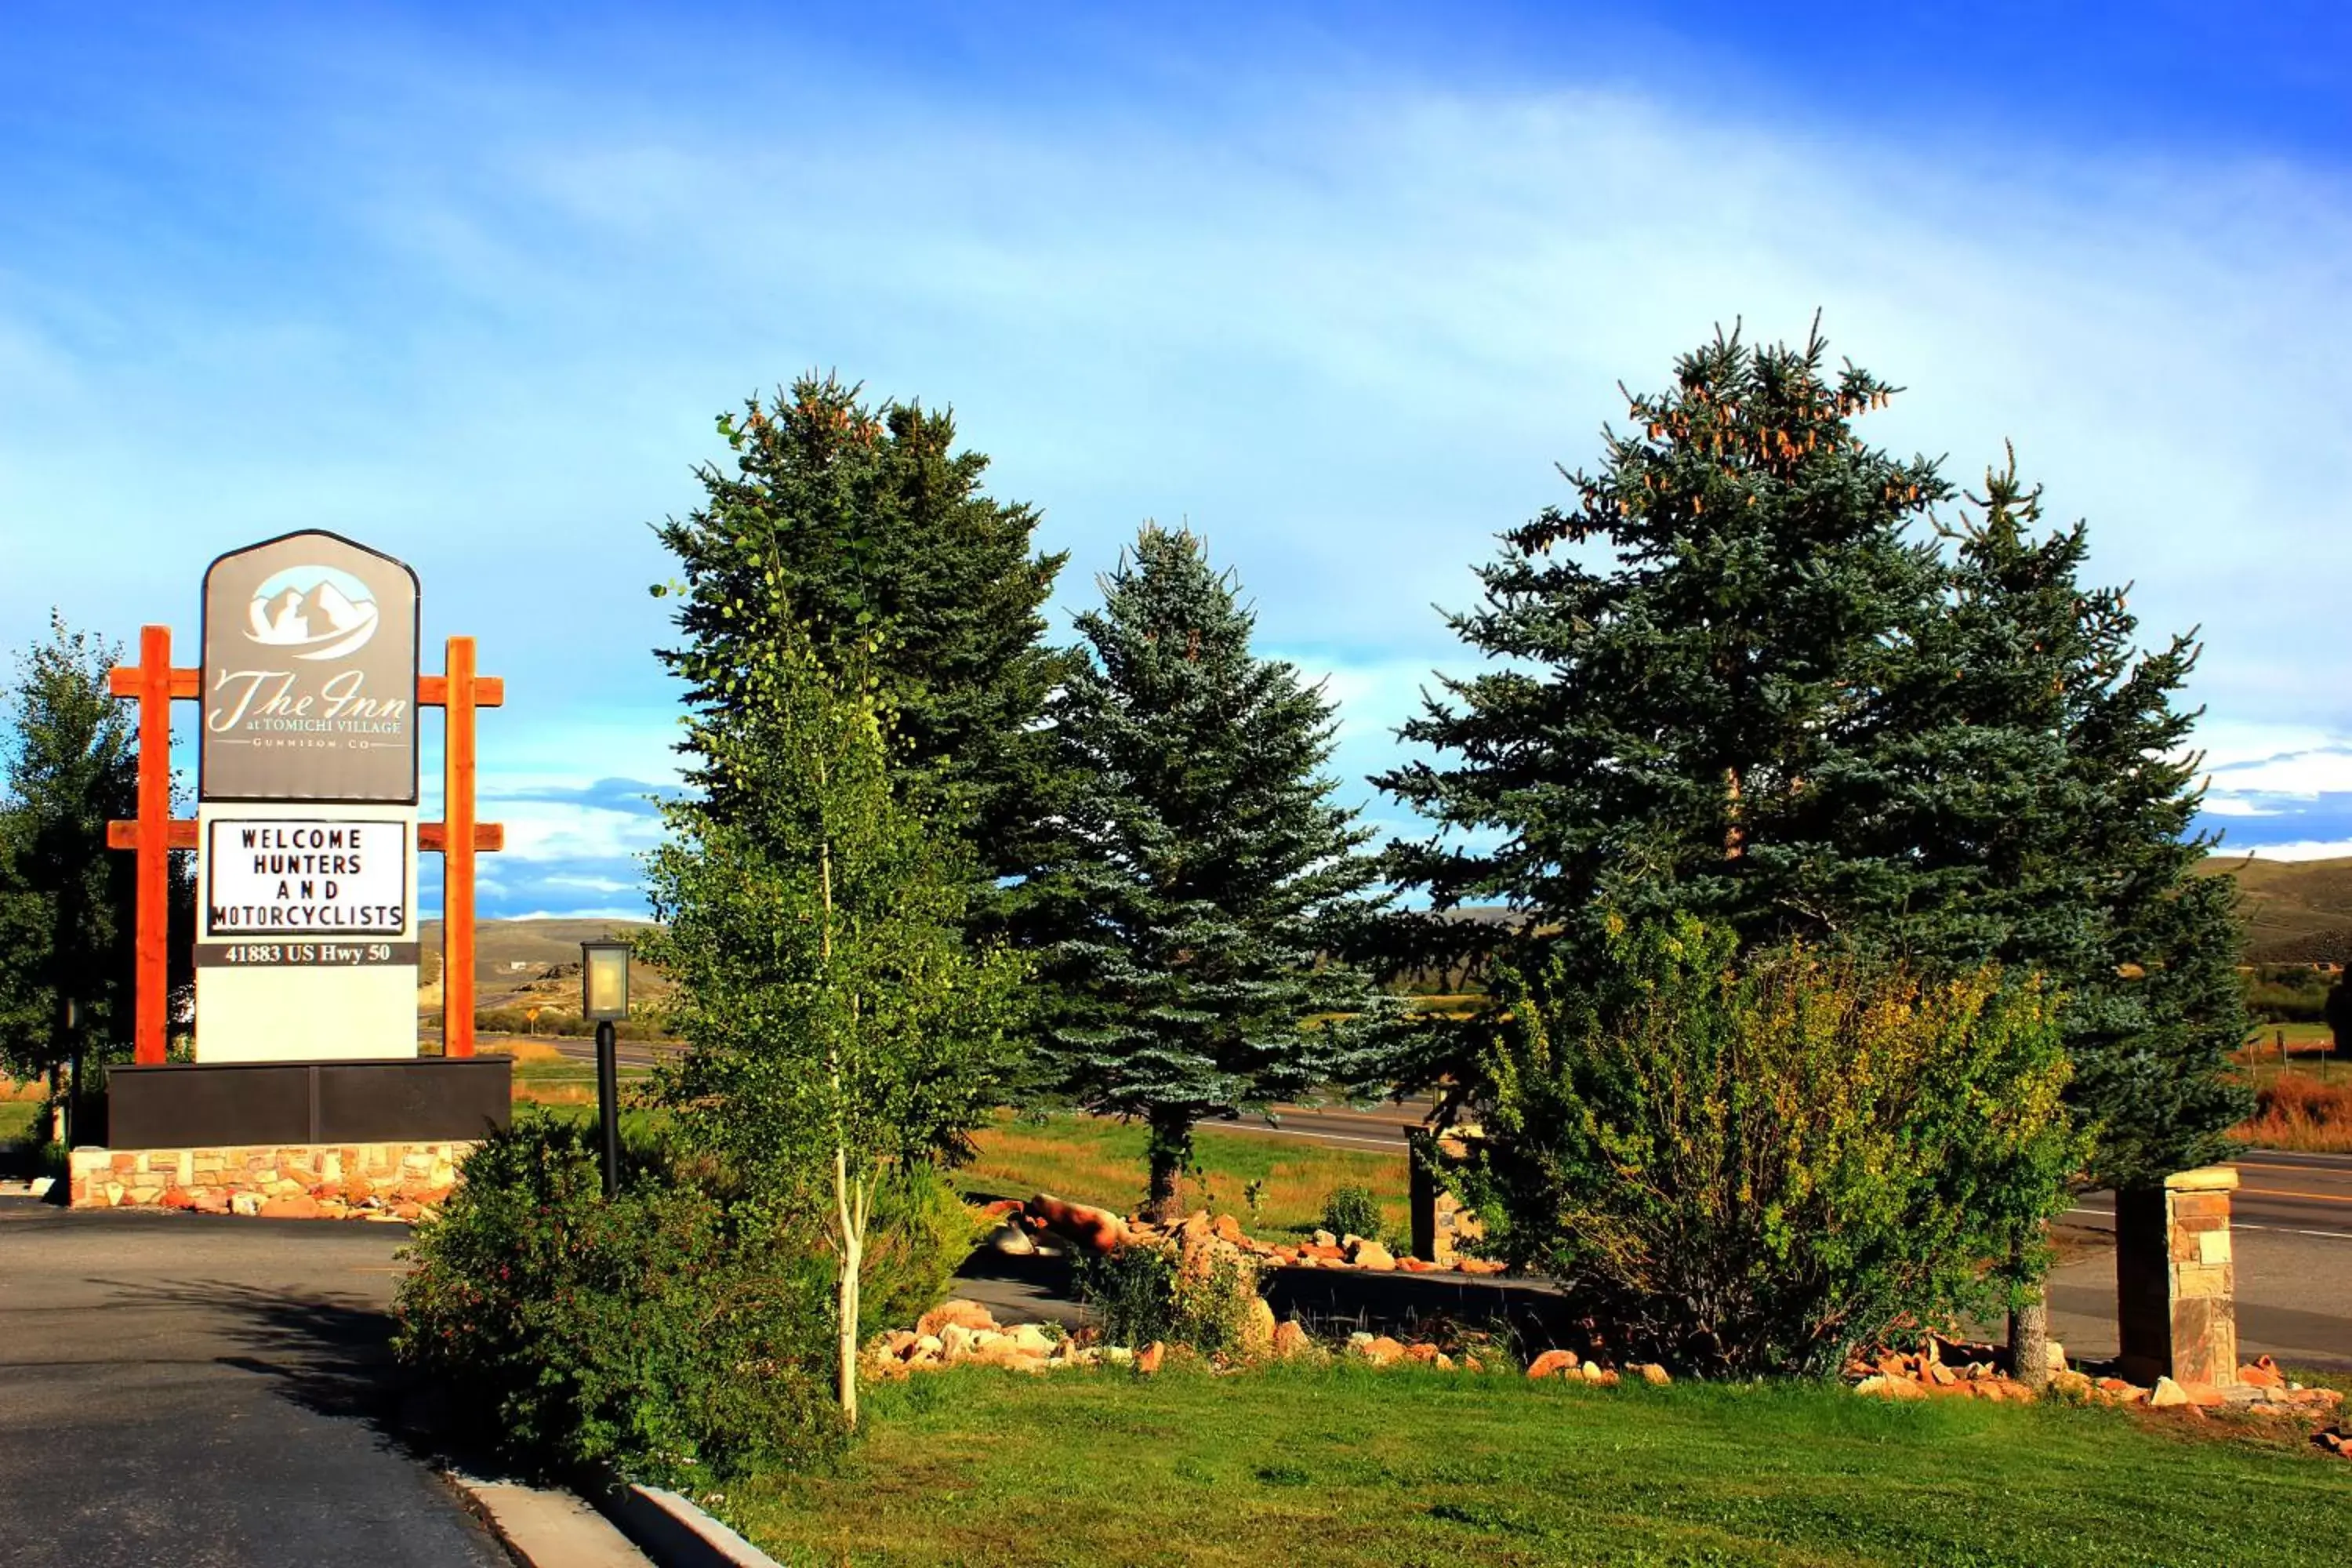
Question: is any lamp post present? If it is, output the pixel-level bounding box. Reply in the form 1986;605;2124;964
580;940;630;1199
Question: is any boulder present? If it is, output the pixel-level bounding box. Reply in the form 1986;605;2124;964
986;1224;1037;1256
1348;1240;1397;1272
940;1323;977;1363
1024;1194;1127;1254
1136;1341;1166;1374
1312;1229;1338;1248
258;1196;320;1221
1007;1323;1056;1356
1634;1363;1671;1386
1405;1342;1441;1364
1854;1375;1927;1400
1526;1349;1579;1381
1213;1214;1245;1243
2148;1377;2190;1409
1240;1298;1277;1359
917;1300;1000;1340
1272;1320;1312;1359
2239;1356;2285;1389
1359;1336;1406;1367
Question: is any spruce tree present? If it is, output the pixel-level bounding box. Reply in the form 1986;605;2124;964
1378;320;1950;977
0;615;192;1134
1382;322;2247;1187
1031;526;1400;1220
653;375;1071;926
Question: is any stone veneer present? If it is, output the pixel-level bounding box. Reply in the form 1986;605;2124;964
2115;1164;2239;1387
67;1140;477;1221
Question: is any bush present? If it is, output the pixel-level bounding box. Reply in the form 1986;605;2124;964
1319;1185;1385;1243
2238;1075;2352;1153
393;1112;844;1485
1460;915;2083;1379
1078;1239;1266;1359
2245;967;2331;1024
856;1167;985;1341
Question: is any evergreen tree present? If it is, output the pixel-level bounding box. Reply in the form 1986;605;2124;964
653;376;1071;927
0;615;191;1135
1381;321;2246;1185
1378;320;1950;977
1031;526;1400;1221
640;612;1022;1427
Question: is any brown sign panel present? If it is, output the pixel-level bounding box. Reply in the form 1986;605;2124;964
199;531;420;803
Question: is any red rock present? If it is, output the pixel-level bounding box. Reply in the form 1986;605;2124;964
2239;1356;2285;1389
258;1196;320;1220
341;1178;375;1204
1212;1214;1245;1243
1457;1258;1507;1276
158;1187;198;1210
1633;1363;1671;1386
1526;1349;1579;1381
1396;1257;1439;1273
1271;1320;1312;1359
916;1300;999;1340
1301;1243;1346;1261
1362;1336;1406;1367
1136;1341;1166;1374
1025;1194;1127;1254
1405;1342;1440;1364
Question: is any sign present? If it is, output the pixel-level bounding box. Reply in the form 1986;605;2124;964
200;530;420;803
204;818;408;938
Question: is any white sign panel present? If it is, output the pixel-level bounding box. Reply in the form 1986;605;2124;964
205;818;408;938
194;804;422;1062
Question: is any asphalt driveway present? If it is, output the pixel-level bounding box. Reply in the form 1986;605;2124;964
0;1198;507;1568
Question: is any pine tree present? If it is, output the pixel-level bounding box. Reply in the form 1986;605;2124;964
0;615;191;1135
653;376;1071;927
1030;526;1401;1221
1887;453;2249;1189
640;612;1022;1427
1381;321;2248;1187
1378;320;1951;978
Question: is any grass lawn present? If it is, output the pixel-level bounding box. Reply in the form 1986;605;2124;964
727;1364;2352;1567
962;1112;1411;1239
0;1101;37;1144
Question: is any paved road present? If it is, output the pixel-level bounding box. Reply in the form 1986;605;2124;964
0;1200;508;1568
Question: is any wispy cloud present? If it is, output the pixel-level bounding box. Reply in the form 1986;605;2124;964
3;10;2346;912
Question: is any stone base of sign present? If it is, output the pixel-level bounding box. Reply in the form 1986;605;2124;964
67;1138;477;1220
2115;1164;2240;1387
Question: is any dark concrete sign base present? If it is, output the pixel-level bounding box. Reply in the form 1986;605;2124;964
103;1058;511;1148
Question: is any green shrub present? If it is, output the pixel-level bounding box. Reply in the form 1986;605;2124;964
1319;1185;1384;1243
1460;915;2083;1379
1078;1239;1265;1359
856;1168;985;1341
393;1112;844;1485
2245;967;2331;1024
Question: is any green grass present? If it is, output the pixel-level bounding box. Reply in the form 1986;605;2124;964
961;1112;1411;1238
727;1363;2352;1567
0;1102;37;1143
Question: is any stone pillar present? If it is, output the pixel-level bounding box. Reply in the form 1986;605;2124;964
1408;1127;1486;1266
2114;1165;2238;1388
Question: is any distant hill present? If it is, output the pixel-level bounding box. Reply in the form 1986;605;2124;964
2197;855;2352;963
417;916;660;1011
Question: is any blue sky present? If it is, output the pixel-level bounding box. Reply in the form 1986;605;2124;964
4;4;2349;917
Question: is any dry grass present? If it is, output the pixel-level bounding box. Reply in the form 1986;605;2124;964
2231;1073;2352;1153
961;1112;1411;1238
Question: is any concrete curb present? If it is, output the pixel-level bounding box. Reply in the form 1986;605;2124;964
589;1480;783;1568
448;1472;650;1567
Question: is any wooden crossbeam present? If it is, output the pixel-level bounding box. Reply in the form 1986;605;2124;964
109;820;504;852
104;665;504;709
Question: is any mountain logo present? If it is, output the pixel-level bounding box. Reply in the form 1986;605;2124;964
244;564;382;661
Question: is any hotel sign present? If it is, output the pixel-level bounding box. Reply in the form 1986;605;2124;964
205;818;408;937
200;531;420;804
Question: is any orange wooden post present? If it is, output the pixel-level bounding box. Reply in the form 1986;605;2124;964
133;625;172;1065
443;636;478;1058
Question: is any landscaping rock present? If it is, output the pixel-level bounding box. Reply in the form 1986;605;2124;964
1634;1363;1671;1386
1526;1349;1579;1381
1854;1375;1928;1400
1136;1341;1166;1375
1347;1240;1396;1272
917;1300;999;1340
2239;1356;2285;1389
2149;1377;2190;1408
1271;1320;1312;1359
1025;1193;1127;1254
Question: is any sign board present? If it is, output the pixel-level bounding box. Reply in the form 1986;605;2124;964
193;532;425;1063
200;531;419;804
205;818;408;938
